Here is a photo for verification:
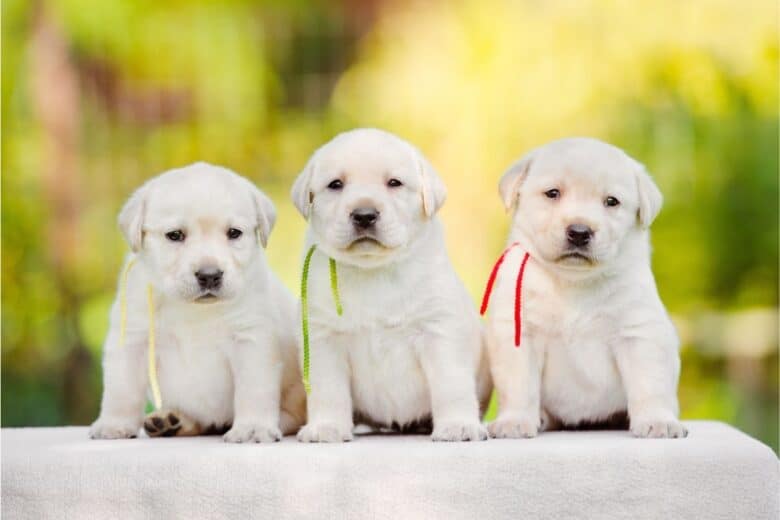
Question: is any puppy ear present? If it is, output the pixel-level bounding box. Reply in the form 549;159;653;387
250;185;277;247
291;151;319;219
118;184;148;252
634;163;663;228
414;149;447;217
498;150;536;212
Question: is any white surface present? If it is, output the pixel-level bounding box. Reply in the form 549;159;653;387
2;421;777;519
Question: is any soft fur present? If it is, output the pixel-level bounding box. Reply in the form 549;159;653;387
486;137;686;439
292;128;491;442
89;162;305;442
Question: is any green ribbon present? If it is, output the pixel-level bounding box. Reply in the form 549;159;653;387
301;244;343;394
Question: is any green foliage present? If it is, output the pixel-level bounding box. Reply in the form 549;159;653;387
2;0;777;452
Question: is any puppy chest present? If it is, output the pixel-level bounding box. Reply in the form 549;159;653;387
153;315;236;419
526;303;627;416
346;329;431;425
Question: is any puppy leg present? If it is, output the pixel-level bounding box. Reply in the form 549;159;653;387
487;327;543;438
297;334;354;443
280;381;307;436
223;332;284;443
418;336;487;442
614;337;687;439
89;332;147;439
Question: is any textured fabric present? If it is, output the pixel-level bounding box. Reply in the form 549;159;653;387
2;421;777;519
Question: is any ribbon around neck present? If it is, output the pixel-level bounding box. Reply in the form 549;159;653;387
480;243;531;347
300;244;343;394
118;257;163;410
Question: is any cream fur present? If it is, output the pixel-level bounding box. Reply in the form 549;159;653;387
486;137;686;439
292;128;491;442
89;162;305;442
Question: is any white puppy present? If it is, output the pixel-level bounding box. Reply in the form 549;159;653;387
291;128;491;442
486;137;686;438
89;162;305;442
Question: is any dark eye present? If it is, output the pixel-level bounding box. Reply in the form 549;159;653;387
544;189;560;199
165;230;185;242
327;179;343;190
227;228;243;240
387;178;403;188
604;196;620;207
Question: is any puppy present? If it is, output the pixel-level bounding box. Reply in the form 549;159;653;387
291;128;491;442
486;137;686;438
89;162;305;442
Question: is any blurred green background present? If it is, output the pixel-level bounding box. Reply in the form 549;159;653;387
2;0;777;451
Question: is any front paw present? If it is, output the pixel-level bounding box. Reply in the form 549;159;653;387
631;415;688;438
297;422;353;443
431;421;488;442
89;417;141;439
488;414;540;438
223;422;282;443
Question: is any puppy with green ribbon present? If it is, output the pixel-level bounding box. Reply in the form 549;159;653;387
293;128;491;442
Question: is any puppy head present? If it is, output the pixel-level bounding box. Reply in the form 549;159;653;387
499;137;662;273
291;128;446;267
119;162;275;302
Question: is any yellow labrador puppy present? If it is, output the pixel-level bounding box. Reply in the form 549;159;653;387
90;162;305;442
292;128;491;442
486;138;686;438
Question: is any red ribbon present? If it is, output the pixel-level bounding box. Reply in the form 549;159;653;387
480;243;531;347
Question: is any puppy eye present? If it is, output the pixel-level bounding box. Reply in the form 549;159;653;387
387;178;403;188
544;189;560;199
227;228;243;240
165;230;185;242
327;179;344;190
604;196;620;207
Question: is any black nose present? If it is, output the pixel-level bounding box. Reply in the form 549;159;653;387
350;208;379;229
195;268;223;290
566;224;593;247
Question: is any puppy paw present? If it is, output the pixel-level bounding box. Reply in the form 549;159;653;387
296;422;353;443
488;415;540;438
631;416;688;438
144;409;197;438
431;421;488;442
223;422;282;443
89;417;141;439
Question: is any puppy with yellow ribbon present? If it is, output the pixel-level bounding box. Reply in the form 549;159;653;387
89;162;305;442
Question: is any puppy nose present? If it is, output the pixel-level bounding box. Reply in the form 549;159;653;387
566;224;593;247
195;268;223;290
350;208;379;229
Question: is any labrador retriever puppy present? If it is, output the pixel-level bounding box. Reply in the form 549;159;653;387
486;137;686;438
89;162;305;442
291;128;491;442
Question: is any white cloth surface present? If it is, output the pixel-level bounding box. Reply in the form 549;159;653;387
2;421;777;520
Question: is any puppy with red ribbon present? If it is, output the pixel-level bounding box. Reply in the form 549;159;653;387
482;138;686;439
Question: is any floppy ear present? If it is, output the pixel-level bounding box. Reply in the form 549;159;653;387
250;185;277;247
118;184;148;252
634;164;663;228
498;150;536;212
291;150;319;219
413;148;447;217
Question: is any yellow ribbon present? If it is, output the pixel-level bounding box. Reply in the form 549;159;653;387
118;257;163;410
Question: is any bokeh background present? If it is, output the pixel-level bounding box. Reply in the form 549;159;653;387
2;0;777;450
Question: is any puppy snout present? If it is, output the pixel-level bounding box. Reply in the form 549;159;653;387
566;224;593;248
350;208;379;229
195;267;223;290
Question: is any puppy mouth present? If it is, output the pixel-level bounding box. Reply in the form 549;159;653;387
557;252;595;265
194;292;220;303
346;236;388;252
